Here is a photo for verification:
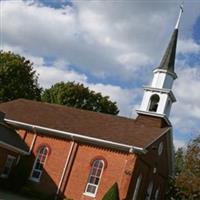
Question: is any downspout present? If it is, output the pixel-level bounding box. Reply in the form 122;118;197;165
28;127;37;154
55;139;75;199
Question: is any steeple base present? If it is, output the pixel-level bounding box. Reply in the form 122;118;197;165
136;110;171;127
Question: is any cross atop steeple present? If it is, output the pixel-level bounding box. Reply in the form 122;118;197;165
175;3;184;29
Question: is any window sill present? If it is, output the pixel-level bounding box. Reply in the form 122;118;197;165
0;174;8;179
83;192;96;198
29;177;40;183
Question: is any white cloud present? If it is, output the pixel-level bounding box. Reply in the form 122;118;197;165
36;66;140;117
3;44;137;117
35;65;87;89
87;83;140;117
173;139;186;150
178;39;200;54
2;0;200;81
171;65;200;133
117;52;152;71
1;0;200;145
3;45;87;88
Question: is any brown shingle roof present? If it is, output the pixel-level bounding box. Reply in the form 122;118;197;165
0;99;169;148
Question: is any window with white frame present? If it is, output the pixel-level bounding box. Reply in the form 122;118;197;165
84;159;104;197
154;188;160;200
145;181;154;200
30;146;48;182
132;174;142;200
1;155;16;178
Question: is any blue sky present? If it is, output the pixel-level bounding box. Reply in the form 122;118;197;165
1;0;200;149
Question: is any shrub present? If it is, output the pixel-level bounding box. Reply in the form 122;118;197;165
102;182;119;200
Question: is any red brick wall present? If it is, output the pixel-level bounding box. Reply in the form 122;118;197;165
64;144;136;200
15;130;138;199
13;129;171;200
28;134;72;195
127;132;170;200
18;129;34;147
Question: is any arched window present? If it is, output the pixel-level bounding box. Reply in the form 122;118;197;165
132;174;142;200
84;160;104;197
154;188;160;200
145;181;154;200
149;94;160;112
30;146;49;182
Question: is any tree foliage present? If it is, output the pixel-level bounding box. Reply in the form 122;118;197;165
102;182;119;200
166;135;200;200
42;82;119;115
175;147;184;174
0;51;42;102
175;136;200;199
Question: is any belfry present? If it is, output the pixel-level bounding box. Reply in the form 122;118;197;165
136;5;183;123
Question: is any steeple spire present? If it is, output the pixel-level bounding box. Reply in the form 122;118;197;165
157;4;183;74
136;5;184;122
175;3;184;29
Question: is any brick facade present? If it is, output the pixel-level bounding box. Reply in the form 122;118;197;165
127;133;170;199
0;127;170;200
64;144;136;200
17;130;138;199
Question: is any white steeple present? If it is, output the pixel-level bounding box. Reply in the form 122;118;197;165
136;5;183;122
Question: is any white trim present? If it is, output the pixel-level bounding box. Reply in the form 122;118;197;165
29;146;49;182
143;86;176;102
154;188;160;200
83;192;96;198
84;160;105;197
56;141;75;196
143;127;171;149
4;118;147;154
158;142;164;156
29;131;37;153
145;181;154;200
153;69;177;79
0;141;29;155
132;174;142;200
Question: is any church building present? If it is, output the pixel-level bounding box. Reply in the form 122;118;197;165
0;7;183;200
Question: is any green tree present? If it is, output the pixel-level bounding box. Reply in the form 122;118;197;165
42;82;119;115
175;135;200;199
102;183;119;200
166;136;200;200
0;51;42;102
175;147;184;174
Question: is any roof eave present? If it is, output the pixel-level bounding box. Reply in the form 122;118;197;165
143;127;171;149
4;118;147;155
0;141;29;155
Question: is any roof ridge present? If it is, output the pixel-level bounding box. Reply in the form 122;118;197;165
0;98;167;148
0;98;136;122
